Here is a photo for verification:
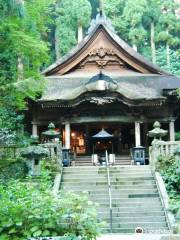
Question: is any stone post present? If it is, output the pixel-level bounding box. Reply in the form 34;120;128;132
169;120;175;141
32;123;38;137
65;122;71;149
135;121;141;147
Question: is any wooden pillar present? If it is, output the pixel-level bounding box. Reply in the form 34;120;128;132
169;120;175;141
65;122;71;149
135;121;141;147
85;124;90;155
142;123;148;147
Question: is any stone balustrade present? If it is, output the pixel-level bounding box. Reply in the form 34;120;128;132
149;140;180;168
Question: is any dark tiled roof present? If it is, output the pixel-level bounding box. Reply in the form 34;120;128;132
39;74;180;102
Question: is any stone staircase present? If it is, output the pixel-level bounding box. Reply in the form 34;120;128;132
74;155;92;166
75;155;131;166
60;165;169;233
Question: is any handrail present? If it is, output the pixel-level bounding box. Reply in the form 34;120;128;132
52;143;63;195
105;150;113;232
153;171;172;232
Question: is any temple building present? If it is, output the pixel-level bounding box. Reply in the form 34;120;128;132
30;13;180;158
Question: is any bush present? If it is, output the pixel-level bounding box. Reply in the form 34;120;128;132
0;177;102;240
156;154;180;223
175;132;180;141
156;155;180;193
0;156;28;182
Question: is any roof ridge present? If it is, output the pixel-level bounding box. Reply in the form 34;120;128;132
87;13;116;35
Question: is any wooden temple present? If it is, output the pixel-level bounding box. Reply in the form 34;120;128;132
29;13;180;157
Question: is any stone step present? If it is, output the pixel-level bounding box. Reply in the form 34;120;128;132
61;181;156;187
98;205;164;212
63;167;151;171
89;193;159;199
61;182;156;188
104;222;167;228
88;198;161;204
61;185;157;190
62;175;153;181
98;202;163;208
63;165;151;171
98;211;165;217
113;162;132;165
101;227;169;234
62;172;153;177
102;216;166;223
60;189;158;195
62;176;154;182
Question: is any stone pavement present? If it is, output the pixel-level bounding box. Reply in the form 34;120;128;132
97;234;180;240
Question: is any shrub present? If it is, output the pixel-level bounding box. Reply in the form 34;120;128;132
156;155;180;193
175;132;180;141
0;156;28;182
0;178;102;240
156;154;180;223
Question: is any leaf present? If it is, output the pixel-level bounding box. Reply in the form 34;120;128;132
42;230;50;236
33;230;42;237
15;222;23;226
8;228;17;234
30;226;39;233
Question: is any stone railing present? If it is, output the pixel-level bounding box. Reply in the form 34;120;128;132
149;140;180;168
0;144;24;160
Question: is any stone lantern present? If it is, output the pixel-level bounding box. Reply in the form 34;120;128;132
148;121;168;141
42;122;60;142
21;138;49;176
42;123;61;162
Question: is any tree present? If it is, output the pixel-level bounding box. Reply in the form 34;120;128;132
157;0;180;68
55;0;92;57
104;0;147;51
104;0;127;41
122;0;147;51
156;47;180;76
0;0;54;136
142;0;161;63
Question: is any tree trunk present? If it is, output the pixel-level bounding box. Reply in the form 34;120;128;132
150;21;156;64
55;27;61;60
166;29;170;69
17;57;23;81
78;23;83;43
55;1;61;60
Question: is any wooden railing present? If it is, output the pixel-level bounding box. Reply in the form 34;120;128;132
149;140;180;168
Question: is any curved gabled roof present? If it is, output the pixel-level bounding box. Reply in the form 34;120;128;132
43;13;169;76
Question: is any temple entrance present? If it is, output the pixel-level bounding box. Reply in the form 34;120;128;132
63;123;135;156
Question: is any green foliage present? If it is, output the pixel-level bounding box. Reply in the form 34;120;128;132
0;0;54;146
175;132;180;141
104;0;180;63
156;155;180;193
0;0;53;112
156;154;180;219
0;156;28;182
156;47;180;75
56;0;92;56
0;178;102;239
